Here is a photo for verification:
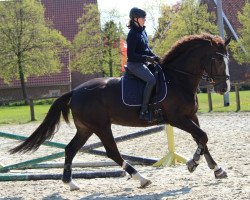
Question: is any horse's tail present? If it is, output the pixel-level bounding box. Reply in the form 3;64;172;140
9;91;73;154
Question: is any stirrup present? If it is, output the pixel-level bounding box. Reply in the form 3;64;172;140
139;110;152;122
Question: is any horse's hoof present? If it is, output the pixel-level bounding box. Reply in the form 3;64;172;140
140;179;152;188
214;168;228;179
65;180;80;191
186;159;199;173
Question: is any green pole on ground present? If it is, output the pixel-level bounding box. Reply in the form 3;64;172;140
0;152;65;173
0;132;65;148
0;126;164;172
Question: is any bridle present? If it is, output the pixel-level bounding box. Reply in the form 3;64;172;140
203;52;230;84
164;52;230;84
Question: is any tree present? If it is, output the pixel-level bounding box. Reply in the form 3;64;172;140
0;0;69;103
102;20;123;77
153;0;218;56
231;2;250;64
152;5;176;49
71;4;103;74
143;0;165;35
101;9;125;77
71;5;125;77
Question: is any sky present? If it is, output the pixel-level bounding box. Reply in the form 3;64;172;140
97;0;181;35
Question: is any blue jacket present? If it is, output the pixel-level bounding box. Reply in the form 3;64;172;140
126;24;156;63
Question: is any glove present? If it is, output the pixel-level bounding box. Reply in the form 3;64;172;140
146;56;155;63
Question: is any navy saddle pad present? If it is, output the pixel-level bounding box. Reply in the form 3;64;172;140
121;64;167;106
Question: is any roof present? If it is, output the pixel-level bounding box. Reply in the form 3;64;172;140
201;0;250;82
42;0;97;41
221;0;246;31
201;0;247;34
0;0;97;89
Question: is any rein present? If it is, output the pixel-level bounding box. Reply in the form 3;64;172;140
166;67;201;78
163;52;230;84
164;65;214;83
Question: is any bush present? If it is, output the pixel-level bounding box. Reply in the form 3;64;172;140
4;98;56;106
240;84;250;90
34;99;56;105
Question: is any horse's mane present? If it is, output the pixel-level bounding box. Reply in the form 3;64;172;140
161;33;225;66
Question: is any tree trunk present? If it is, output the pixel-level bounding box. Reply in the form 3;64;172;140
108;48;113;77
18;58;29;105
18;59;36;120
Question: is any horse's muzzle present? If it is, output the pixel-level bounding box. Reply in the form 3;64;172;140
214;79;230;94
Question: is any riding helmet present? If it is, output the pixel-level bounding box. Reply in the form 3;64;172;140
129;7;146;19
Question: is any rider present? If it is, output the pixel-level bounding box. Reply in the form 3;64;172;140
126;7;160;121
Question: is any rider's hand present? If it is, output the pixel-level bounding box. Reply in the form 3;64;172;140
146;56;155;63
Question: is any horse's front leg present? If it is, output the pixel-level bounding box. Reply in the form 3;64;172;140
171;116;227;179
186;115;204;173
186;144;227;178
186;143;203;173
189;115;227;178
203;147;228;178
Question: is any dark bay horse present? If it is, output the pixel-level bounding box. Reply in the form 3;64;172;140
10;33;231;190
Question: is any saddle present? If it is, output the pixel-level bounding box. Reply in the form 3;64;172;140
121;64;167;122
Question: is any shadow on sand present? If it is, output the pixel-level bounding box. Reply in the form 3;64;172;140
41;187;191;200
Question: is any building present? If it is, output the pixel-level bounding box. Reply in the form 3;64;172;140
201;0;250;84
0;0;101;102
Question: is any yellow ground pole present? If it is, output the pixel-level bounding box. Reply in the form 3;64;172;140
153;125;187;167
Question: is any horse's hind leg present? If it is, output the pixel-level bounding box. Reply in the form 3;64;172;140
95;126;152;188
62;128;92;190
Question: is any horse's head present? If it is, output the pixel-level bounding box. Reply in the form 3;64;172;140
203;36;231;94
161;34;231;94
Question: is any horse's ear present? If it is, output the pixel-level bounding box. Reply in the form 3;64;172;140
225;36;232;47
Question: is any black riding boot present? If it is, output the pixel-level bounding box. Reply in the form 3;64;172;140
139;83;154;122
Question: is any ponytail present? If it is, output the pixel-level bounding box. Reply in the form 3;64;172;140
127;19;140;29
127;19;134;29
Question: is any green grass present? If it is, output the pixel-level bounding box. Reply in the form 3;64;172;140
0;91;249;124
197;90;250;113
0;104;51;124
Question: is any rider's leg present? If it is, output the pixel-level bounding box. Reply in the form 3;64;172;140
139;82;155;120
126;62;156;121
